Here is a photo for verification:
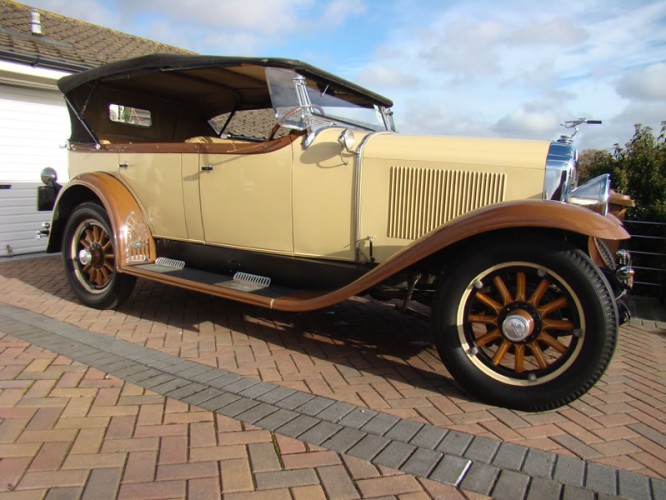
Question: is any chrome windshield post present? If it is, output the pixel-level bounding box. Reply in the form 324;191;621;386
380;107;396;132
293;74;314;132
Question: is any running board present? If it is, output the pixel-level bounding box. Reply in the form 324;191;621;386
122;262;354;312
130;262;290;299
151;259;272;293
121;259;352;313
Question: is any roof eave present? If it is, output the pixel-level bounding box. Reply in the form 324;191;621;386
0;48;93;73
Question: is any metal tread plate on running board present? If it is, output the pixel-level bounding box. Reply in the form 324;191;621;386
134;264;290;298
218;272;271;292
140;257;186;274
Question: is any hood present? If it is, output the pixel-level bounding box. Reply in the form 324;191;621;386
361;133;552;171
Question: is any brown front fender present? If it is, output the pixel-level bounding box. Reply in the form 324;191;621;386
273;200;629;311
51;172;155;267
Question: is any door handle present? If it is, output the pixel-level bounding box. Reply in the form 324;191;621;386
201;164;213;171
119;162;129;168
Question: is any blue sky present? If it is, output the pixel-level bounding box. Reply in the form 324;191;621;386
28;0;666;150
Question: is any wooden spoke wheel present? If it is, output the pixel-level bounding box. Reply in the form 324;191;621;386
63;202;135;309
432;237;617;411
71;218;115;292
461;263;583;385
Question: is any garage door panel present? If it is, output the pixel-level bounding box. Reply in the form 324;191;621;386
0;83;70;256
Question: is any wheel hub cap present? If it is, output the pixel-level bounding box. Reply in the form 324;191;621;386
501;310;534;342
78;248;92;266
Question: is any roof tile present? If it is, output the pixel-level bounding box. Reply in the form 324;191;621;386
0;0;193;70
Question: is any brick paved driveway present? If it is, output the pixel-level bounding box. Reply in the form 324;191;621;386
1;255;665;498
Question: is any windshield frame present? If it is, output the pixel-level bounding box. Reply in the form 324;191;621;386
266;67;395;135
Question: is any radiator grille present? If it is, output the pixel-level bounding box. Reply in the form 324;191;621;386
388;166;506;239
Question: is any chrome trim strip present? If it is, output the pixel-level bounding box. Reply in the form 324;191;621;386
353;131;392;262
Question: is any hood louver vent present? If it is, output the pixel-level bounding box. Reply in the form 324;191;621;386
388;166;506;240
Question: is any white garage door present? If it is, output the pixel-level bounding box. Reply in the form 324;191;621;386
0;83;70;256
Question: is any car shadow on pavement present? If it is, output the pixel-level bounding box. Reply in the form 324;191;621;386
0;255;475;407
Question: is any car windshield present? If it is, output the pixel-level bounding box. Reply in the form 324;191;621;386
266;67;389;132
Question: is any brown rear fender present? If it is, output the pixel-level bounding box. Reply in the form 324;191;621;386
50;172;156;267
271;200;629;312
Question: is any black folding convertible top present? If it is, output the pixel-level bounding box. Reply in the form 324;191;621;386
58;54;393;144
58;53;393;107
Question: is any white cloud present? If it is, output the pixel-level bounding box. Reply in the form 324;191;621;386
397;97;488;137
29;0;367;54
115;0;369;51
357;65;420;89
117;0;315;34
598;101;666;147
351;0;666;149
111;0;321;53
25;0;666;149
321;0;366;28
616;63;666;101
493;110;562;140
508;18;588;46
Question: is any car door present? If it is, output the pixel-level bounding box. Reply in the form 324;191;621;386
291;128;356;261
117;149;189;240
198;144;293;254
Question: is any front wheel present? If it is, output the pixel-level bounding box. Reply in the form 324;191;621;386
63;202;136;309
432;238;617;411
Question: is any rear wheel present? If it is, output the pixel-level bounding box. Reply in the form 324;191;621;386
432;238;617;411
63;202;136;309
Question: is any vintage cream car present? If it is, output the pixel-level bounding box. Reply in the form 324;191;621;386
38;54;633;411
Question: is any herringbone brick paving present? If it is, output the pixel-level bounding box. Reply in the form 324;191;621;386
1;338;468;498
1;255;665;496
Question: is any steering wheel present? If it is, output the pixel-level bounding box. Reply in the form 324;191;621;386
281;105;325;123
268;123;283;141
270;106;325;140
